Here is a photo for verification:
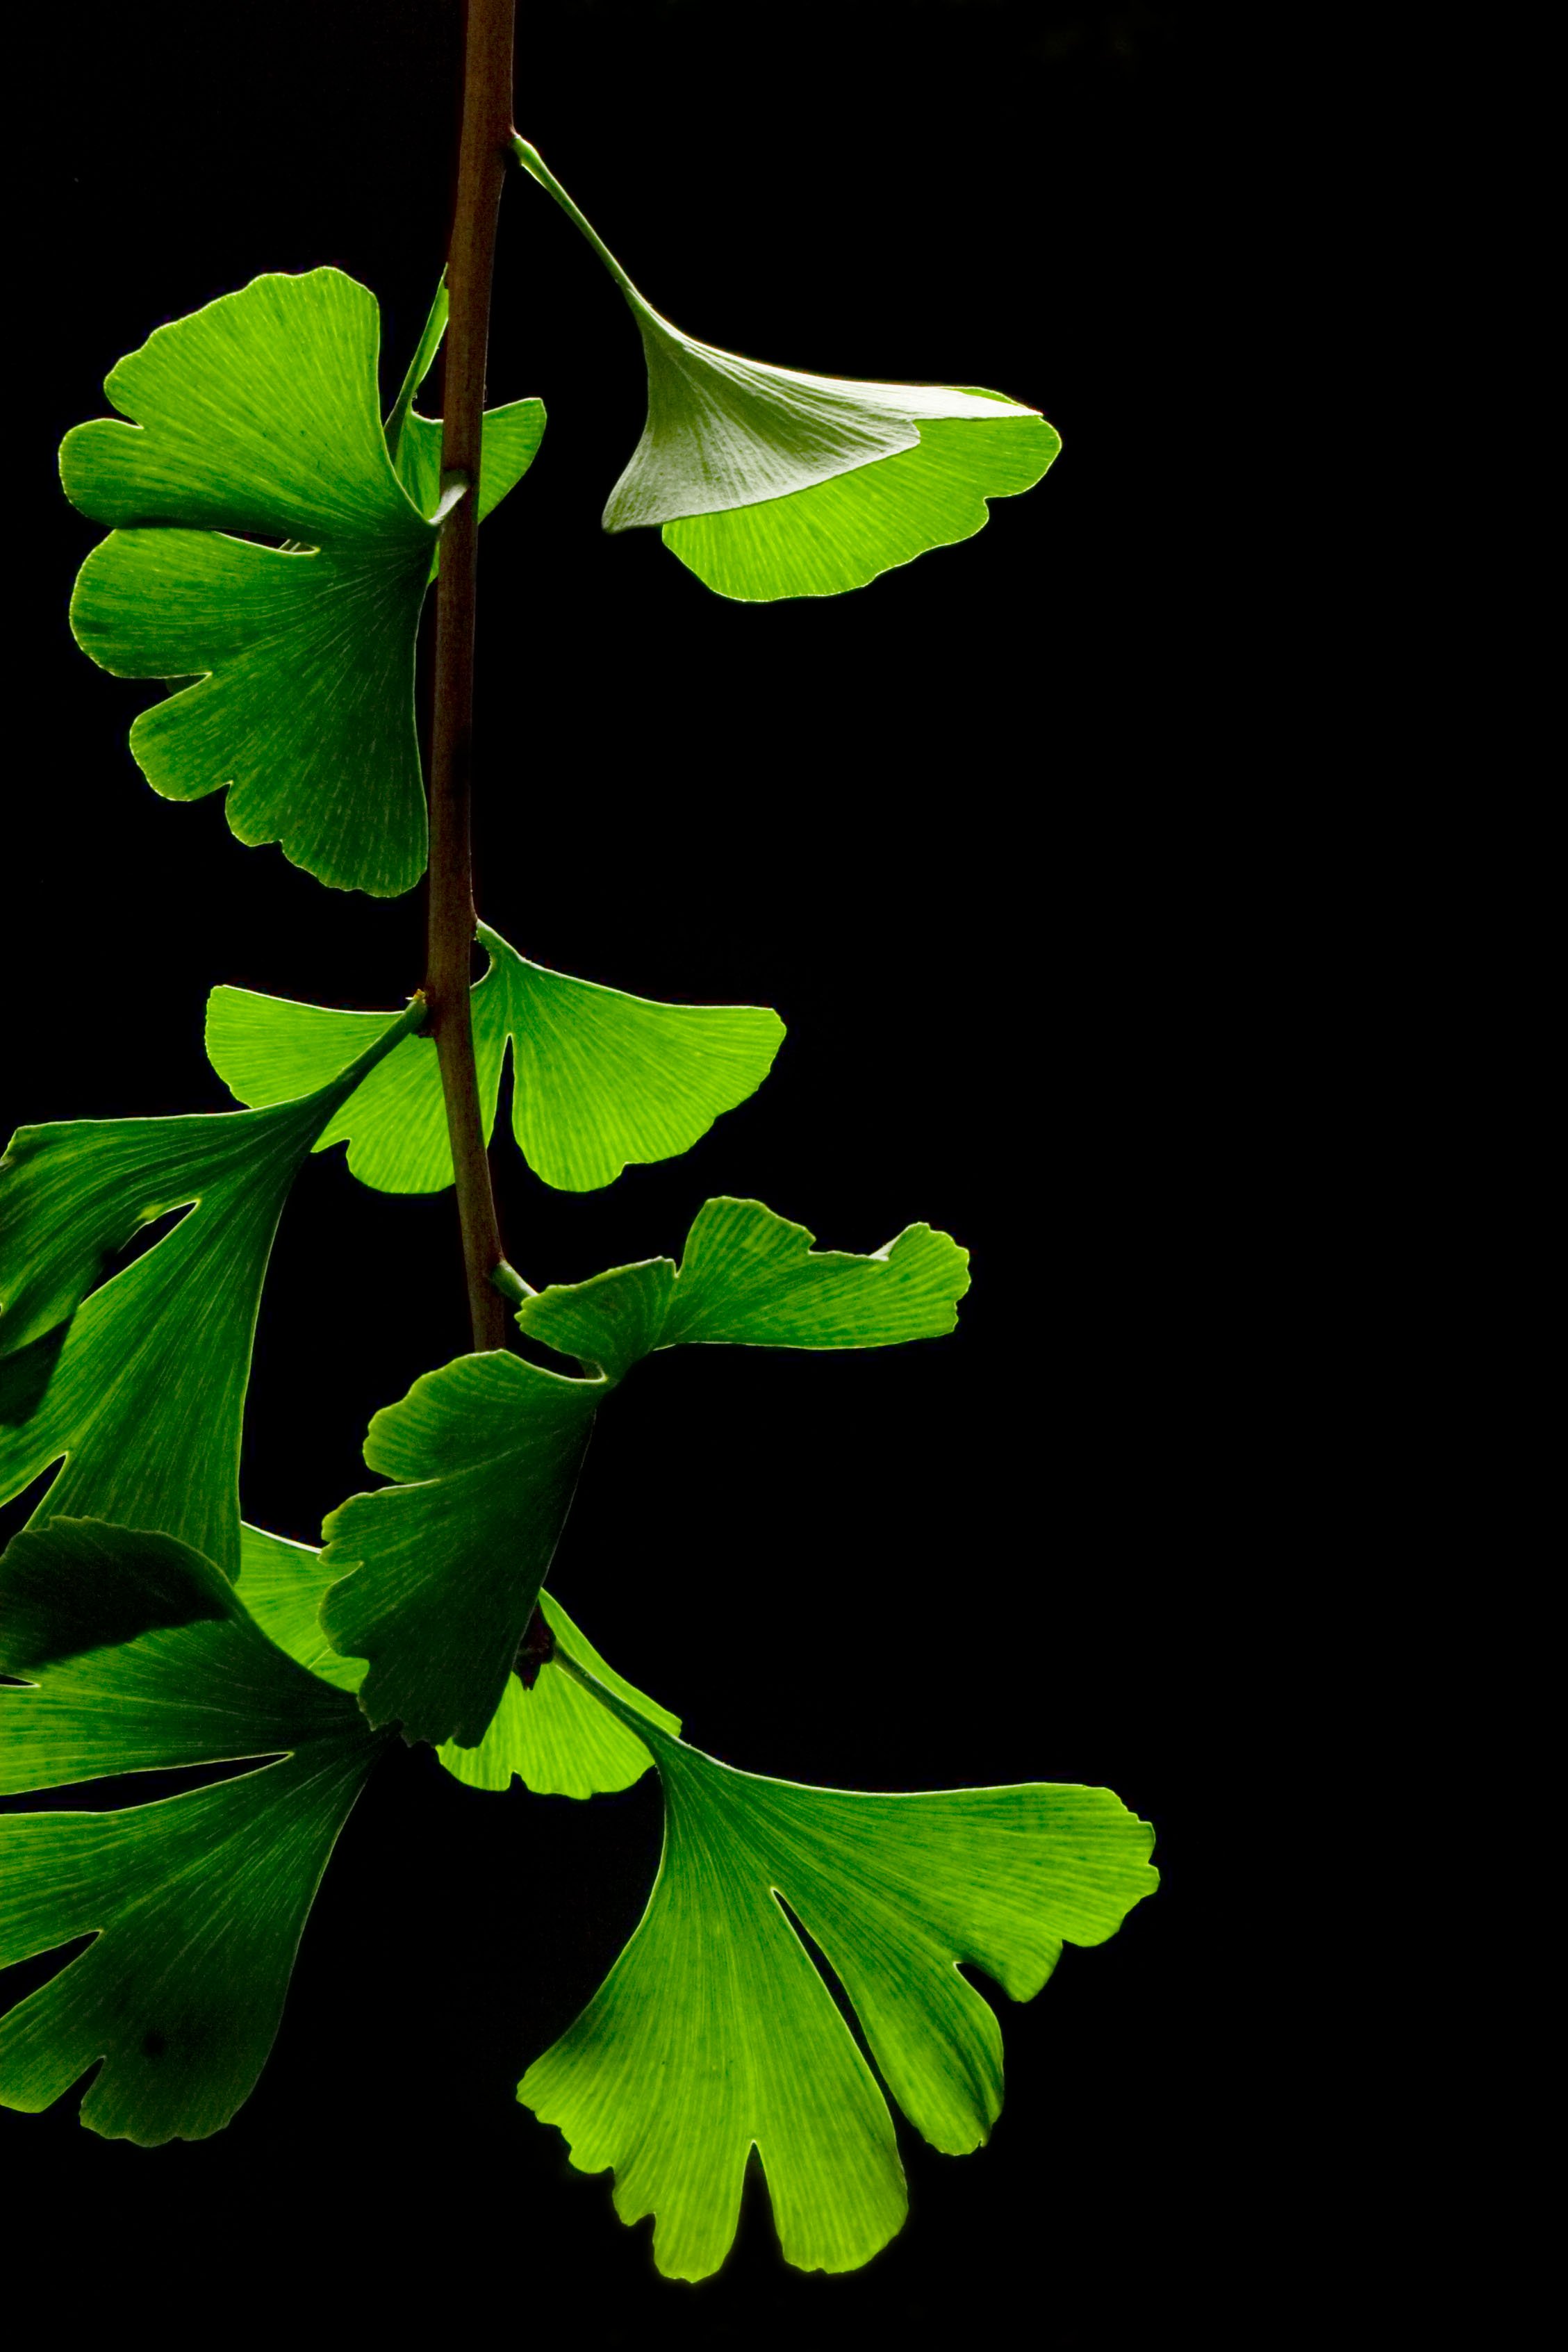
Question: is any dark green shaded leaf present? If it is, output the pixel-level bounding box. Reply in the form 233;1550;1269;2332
0;1002;422;1574
0;1519;243;1674
0;1520;383;2142
0;1520;363;1795
320;1354;604;1747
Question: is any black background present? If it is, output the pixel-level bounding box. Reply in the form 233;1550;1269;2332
7;3;1263;2335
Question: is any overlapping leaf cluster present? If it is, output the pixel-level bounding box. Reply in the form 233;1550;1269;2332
2;156;1150;2283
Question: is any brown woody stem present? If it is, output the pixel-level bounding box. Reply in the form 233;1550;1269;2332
425;0;517;1351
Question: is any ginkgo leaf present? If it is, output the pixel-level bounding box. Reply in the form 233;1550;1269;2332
0;1519;386;2144
320;1199;965;1745
60;271;541;894
665;410;1060;601
512;138;1059;601
320;1351;605;1747
518;1196;970;1381
522;1656;1157;2282
0;1516;245;1682
381;274;545;561
0;1001;422;1574
205;918;784;1194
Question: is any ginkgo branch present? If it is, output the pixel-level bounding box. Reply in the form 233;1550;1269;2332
427;0;517;1351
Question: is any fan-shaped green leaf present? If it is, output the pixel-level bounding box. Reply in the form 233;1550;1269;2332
518;1196;970;1381
0;1001;422;1574
512;138;1057;600
205;919;784;1194
0;1519;385;2143
60;270;434;894
522;1660;1157;2280
320;1352;605;1747
61;271;542;894
319;1200;964;1744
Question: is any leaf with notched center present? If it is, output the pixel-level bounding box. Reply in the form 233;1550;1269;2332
512;138;1058;602
320;1199;967;1745
522;1649;1159;2281
204;919;784;1194
0;1001;422;1575
0;1520;386;2144
61;271;543;895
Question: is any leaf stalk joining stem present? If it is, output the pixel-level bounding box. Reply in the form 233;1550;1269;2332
427;0;517;1351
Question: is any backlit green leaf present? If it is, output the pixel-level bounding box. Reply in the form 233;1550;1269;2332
61;271;542;894
518;1196;970;1381
205;918;784;1193
522;1656;1157;2281
320;1200;964;1744
665;409;1059;600
0;1519;385;2144
0;1002;422;1574
513;138;1058;600
436;1592;677;1798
